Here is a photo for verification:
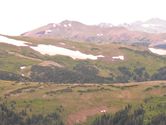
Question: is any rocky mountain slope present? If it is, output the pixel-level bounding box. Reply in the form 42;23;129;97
22;20;166;44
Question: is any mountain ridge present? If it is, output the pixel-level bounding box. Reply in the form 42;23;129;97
122;18;166;33
22;19;166;44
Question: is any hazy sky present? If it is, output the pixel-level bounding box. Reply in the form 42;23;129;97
0;0;166;35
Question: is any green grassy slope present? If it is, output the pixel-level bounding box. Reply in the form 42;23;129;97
0;36;166;82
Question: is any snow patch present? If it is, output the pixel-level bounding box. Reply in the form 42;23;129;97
64;24;68;27
0;35;28;46
53;24;56;27
20;66;26;70
149;48;166;55
112;56;124;60
100;110;106;113
44;30;52;34
21;74;25;77
97;33;103;36
63;23;72;28
30;44;104;60
68;23;72;27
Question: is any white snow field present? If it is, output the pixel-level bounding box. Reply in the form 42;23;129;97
0;35;28;46
30;44;104;60
149;48;166;55
0;35;104;60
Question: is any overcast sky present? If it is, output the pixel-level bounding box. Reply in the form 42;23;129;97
0;0;166;35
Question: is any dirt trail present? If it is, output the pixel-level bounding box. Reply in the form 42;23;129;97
66;106;108;125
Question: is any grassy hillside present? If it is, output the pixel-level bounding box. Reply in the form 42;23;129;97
0;43;39;73
0;36;166;83
0;80;165;125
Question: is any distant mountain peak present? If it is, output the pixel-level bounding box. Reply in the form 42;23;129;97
60;20;84;25
147;18;165;22
122;18;166;33
98;23;113;28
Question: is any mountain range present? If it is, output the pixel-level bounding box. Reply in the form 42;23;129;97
122;18;166;33
22;18;166;44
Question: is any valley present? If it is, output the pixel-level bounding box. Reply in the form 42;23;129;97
0;19;166;125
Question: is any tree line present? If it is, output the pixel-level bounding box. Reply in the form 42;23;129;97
0;64;166;83
0;101;64;125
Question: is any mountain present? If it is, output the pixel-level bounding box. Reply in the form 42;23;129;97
1;19;166;125
22;20;166;44
122;18;166;33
